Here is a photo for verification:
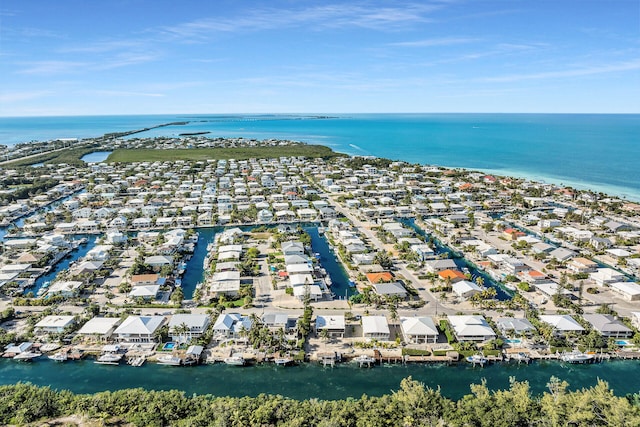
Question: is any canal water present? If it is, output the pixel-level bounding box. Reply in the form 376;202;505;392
0;358;638;400
180;228;218;299
306;226;356;298
403;218;512;300
25;235;99;296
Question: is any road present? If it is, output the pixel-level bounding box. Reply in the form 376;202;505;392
327;195;454;317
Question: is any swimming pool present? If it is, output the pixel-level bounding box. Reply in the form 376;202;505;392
615;340;630;346
504;339;522;344
162;342;176;351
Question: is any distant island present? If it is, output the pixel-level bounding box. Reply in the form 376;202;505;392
178;131;211;136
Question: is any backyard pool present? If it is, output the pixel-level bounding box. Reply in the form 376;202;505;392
162;342;176;351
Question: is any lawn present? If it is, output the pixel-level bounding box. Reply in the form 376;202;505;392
107;144;344;163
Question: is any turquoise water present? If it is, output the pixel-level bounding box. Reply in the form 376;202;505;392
80;151;112;163
162;342;176;350
1;114;639;200
180;228;217;299
0;358;638;400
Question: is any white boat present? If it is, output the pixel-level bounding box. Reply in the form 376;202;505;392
353;354;376;367
13;351;41;361
560;351;594;364
274;357;293;366
224;354;246;366
509;352;530;364
48;352;68;362
466;354;488;366
95;353;122;365
156;355;182;366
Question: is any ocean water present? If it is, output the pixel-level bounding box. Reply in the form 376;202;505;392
1;114;639;200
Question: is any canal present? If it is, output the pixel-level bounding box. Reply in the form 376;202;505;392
306;226;357;299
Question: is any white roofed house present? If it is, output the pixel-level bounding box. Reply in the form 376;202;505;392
212;313;243;339
582;314;633;339
372;282;408;299
113;315;167;343
281;241;305;256
46;280;83;298
34;315;76;335
362;315;390;341
208;270;241;298
168;314;211;344
446;315;496;342
590;268;625;287
262;312;289;332
609;281;640;301
315;315;346;338
76;317;122;342
539;315;585;338
495;317;537;337
400;317;439;344
452;280;483;300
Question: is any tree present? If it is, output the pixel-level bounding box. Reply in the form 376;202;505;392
171;287;184;306
374;251;394;270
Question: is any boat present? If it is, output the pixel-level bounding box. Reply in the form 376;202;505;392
274;357;294;366
509;352;531;364
13;351;41;361
128;356;146;367
353;354;376;367
95;353;122;365
48;351;68;362
317;227;325;235
466;354;488;366
224;353;246;366
560;351;594;364
156;355;182;366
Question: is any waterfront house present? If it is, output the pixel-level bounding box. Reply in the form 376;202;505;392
129;284;160;300
34;315;75;335
281;241;305;256
76;317;122;342
168;314;211;343
46;280;83;298
438;269;466;283
113;315;166;343
539;315;585;337
372;282;408;299
446;315;496;342
315;315;346;338
549;247;576;262
131;274;160;287
400;316;438;344
212;313;240;338
495;317;536;337
582;314;633;338
262;312;289;331
590;268;625;287
452;280;483;299
567;257;599;274
144;255;174;270
362;316;390;341
293;284;323;301
424;259;457;273
609;282;640;301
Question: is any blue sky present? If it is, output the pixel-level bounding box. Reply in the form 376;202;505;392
1;0;639;115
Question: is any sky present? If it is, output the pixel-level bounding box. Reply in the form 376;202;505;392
0;0;639;116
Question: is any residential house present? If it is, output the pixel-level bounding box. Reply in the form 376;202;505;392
113;315;166;343
446;315;496;342
315;315;346;338
34;315;75;335
168;314;211;343
362;316;390;341
582;314;633;339
539;315;585;337
400;317;438;344
76;317;122;342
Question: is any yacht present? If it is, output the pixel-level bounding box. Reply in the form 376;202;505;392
560;351;594;364
224;353;246;366
95;353;123;365
156;355;182;366
48;351;68;362
466;354;488;366
274;357;294;366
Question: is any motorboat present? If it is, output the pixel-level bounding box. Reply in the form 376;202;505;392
560;351;594;364
224;353;246;366
48;352;68;362
274;357;293;366
353;354;376;367
509;352;531;364
156;355;182;366
466;354;488;366
95;353;122;365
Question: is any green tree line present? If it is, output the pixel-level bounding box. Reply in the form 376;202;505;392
1;377;639;426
